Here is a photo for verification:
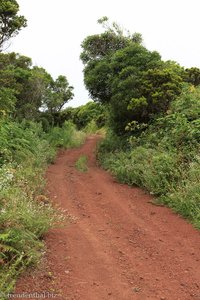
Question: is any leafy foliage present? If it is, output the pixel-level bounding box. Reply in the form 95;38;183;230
81;18;184;134
184;67;200;86
47;121;86;148
42;75;74;114
47;101;107;131
0;51;74;119
98;85;200;227
0;0;27;50
75;155;88;172
0;119;86;294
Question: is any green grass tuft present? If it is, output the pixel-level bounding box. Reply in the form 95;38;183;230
75;155;88;172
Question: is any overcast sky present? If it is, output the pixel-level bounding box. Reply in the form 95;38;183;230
8;0;200;107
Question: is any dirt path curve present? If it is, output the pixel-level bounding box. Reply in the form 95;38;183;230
16;135;200;300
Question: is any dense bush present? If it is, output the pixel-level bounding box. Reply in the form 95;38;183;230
0;120;55;166
47;121;86;148
81;18;185;134
98;85;200;227
0;119;85;295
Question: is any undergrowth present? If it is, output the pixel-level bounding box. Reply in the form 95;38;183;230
0;119;85;297
47;121;86;148
75;155;88;172
98;85;200;228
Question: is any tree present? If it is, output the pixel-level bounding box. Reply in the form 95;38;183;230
84;58;112;104
74;101;106;129
0;51;74;120
15;66;53;119
81;19;184;134
81;17;142;105
81;27;159;133
43;75;74;114
0;52;19;113
0;0;27;50
80;17;139;65
0;87;16;112
184;67;200;86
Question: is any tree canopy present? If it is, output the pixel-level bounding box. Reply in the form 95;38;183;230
80;17;185;134
0;52;74;120
43;75;74;114
0;0;27;50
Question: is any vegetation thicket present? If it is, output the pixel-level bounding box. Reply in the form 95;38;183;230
0;1;86;296
80;17;200;228
0;118;85;295
48;101;107;132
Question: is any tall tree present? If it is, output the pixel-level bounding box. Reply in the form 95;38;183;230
81;18;184;134
81;17;142;105
80;17;142;64
43;75;74;114
0;0;27;50
15;66;53;119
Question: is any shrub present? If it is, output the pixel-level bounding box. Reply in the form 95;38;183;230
0;118;84;295
75;155;88;172
98;85;200;227
47;121;86;148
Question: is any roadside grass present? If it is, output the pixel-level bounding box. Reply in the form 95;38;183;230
47;121;86;149
75;155;88;172
96;127;107;137
83;120;99;134
83;120;107;138
0;119;85;296
98;85;200;228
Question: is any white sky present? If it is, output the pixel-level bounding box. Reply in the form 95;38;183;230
8;0;200;107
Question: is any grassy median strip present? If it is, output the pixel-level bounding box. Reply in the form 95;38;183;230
75;155;88;172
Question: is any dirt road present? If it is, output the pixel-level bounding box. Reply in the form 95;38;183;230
16;136;200;300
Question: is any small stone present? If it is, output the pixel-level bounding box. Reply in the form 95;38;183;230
132;287;141;293
96;192;102;195
150;211;156;215
180;283;185;286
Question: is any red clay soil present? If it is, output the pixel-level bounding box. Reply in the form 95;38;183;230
15;135;200;300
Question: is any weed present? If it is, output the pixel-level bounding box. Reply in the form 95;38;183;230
75;155;88;172
83;120;98;134
47;121;86;149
